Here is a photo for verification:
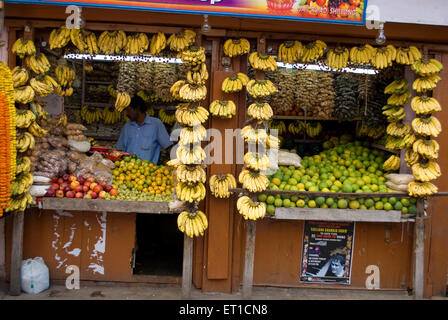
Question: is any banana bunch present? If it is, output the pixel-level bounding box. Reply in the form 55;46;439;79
249;52;277;71
405;148;420;167
268;120;286;135
11;38;36;58
349;44;375;64
150;32;167;55
103;106;121;124
382;105;406;122
383;155;401;171
56;113;68;127
175;181;206;203
277;40;302;64
395;46;422;65
326;47;349;70
387;90;412;106
15;110;36;129
243;152;270;171
42;74;60;90
408;181;438;197
412;74;441;92
125;33;149;55
176;144;206;164
98;30;127;54
16;157;31;175
70;28;99;54
175;104;209;126
81;105;103;124
411;96;441;115
384;79;409;95
209;174;236;198
29;77;54;97
16;132;35;153
247;102;273;121
12;67;29;88
300;40;327;63
223;38;250;57
370;45;397;69
239;170;269;192
25;53;50;74
54;86;73;97
246;79;278;98
159;109;177;125
55;65;75;87
115;92;132;112
5;194;33;213
413;139;439;159
386;122;411;137
28;121;49;138
87;137;98;147
186;64;209;85
237;196;266;221
357;123;385;140
222;73;249;93
108;85;117;98
177;164;206;184
209;100;236;119
177;210;208;238
385;133;415;150
305;122;322;138
241;125;267;145
14;86;35;104
10;173;34;196
412;160;441;182
49;26;71;50
181;46;206;67
33;102;49;120
170;80;185;100
179;83;207;102
167;29;196;52
412;116;442;137
288;120;305;135
411;59;443;76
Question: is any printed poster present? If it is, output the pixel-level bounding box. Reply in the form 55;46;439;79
300;221;355;284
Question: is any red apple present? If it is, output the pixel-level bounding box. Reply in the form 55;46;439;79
68;174;77;182
70;180;80;190
109;188;118;196
46;189;56;197
78;176;86;185
56;190;65;198
98;190;107;199
87;190;93;195
50;183;60;191
62;174;70;181
93;184;103;193
104;185;113;192
82;185;90;193
90;192;98;199
63;186;71;193
58;178;64;185
75;192;84;199
65;190;75;198
87;177;95;183
74;185;84;193
60;182;69;190
84;181;91;188
84;193;92;199
90;182;98;191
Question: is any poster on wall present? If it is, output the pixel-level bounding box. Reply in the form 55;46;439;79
300;221;354;284
6;0;368;25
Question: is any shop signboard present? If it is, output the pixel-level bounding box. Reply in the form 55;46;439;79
300;220;355;284
6;0;368;25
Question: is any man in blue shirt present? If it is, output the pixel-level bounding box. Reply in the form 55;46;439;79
116;96;173;164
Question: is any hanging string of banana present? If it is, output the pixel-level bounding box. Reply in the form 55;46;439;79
223;38;250;57
408;55;443;198
171;41;209;238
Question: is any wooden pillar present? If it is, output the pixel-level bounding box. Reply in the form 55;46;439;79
413;198;425;299
242;220;256;299
182;234;193;299
9;211;24;296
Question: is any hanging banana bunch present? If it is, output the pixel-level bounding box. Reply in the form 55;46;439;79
24;53;51;74
167;29;196;52
98;30;127;55
70;28;99;55
125;33;149;55
222;73;249;93
249;52;277;71
300;40;327;63
326;47;349;70
370;45;397;69
246;79;278;98
11;67;29;88
80;105;103;125
181;46;206;68
159;109;177;125
223;38;250;57
209;100;236;119
103;106;122;125
49;25;71;50
11;38;36;58
395;46;422;65
349;44;375;64
277;40;302;64
149;32;167;55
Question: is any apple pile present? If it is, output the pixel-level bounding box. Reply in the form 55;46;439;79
44;174;119;199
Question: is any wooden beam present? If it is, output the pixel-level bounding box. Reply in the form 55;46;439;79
9;211;24;296
413;198;425;300
242;220;256;299
182;234;193;299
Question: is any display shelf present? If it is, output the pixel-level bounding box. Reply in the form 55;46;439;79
86;80;113;85
35;197;178;214
272;115;363;121
270;207;414;223
83;102;113;108
229;188;412;198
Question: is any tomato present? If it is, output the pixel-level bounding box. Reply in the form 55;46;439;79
350;0;361;6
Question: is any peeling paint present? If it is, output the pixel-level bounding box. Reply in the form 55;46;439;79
56;209;73;217
88;263;104;275
87;211;107;276
63;224;77;249
68;248;81;257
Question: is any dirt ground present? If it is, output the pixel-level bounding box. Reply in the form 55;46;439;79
2;280;443;300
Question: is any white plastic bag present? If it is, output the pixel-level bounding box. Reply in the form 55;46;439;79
21;257;50;294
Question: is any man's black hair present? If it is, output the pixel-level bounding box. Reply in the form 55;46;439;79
129;95;148;114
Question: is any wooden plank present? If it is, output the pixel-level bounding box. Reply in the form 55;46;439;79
9;211;24;296
228;188;412;198
39;198;177;214
272;207;408;223
182;234;193;299
413;198;425;299
242;220;256;299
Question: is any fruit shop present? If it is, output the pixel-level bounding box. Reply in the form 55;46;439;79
1;1;448;299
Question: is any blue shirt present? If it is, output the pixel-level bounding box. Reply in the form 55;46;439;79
116;115;173;163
